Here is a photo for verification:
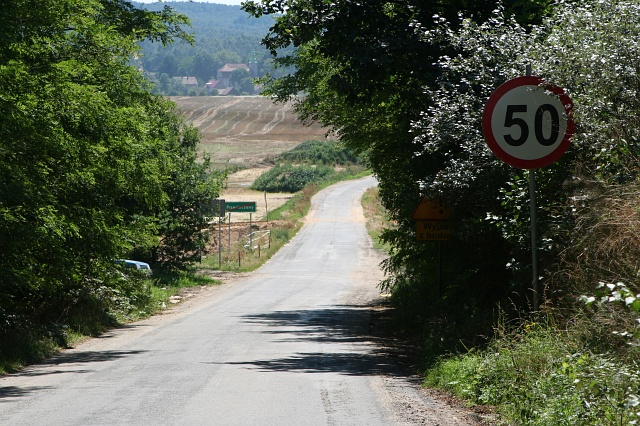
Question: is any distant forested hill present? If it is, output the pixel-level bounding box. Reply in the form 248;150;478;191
132;2;278;91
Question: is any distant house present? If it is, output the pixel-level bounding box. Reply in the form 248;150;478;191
216;64;250;89
205;80;237;96
218;87;238;96
205;79;221;94
180;76;199;90
211;56;260;95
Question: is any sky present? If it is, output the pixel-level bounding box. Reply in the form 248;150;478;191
135;0;245;5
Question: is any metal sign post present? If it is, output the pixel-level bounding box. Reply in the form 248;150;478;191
225;201;258;253
525;65;540;312
529;167;539;311
218;216;222;269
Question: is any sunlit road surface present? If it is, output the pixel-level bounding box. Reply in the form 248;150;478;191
0;176;475;425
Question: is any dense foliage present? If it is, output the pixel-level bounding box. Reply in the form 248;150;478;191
421;3;640;422
275;140;363;165
0;0;224;355
425;325;640;425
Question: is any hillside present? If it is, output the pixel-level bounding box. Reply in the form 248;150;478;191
133;2;277;84
171;96;332;166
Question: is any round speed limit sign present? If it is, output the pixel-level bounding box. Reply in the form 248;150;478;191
482;76;575;169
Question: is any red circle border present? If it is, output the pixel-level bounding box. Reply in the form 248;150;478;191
482;76;575;169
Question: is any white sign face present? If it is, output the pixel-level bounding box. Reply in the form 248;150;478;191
483;76;574;169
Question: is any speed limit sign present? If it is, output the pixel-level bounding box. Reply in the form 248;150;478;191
482;76;575;169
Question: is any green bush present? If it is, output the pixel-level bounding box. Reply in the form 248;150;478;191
276;140;363;165
251;163;334;193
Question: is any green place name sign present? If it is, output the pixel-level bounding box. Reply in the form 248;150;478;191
226;201;257;213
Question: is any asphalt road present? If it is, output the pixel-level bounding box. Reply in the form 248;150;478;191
0;176;477;425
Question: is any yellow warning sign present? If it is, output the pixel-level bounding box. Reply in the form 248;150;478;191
416;221;452;241
412;198;451;221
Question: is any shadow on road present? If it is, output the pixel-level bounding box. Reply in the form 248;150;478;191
41;349;148;368
0;349;147;400
241;306;373;344
0;349;147;381
223;302;418;379
0;386;54;399
226;351;402;377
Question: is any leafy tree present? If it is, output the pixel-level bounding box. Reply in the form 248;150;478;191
151;124;227;271
230;67;249;83
0;0;223;346
192;50;218;82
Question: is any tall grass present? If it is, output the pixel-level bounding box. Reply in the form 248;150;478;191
361;186;395;252
424;322;640;425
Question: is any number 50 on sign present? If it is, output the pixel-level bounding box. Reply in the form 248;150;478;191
482;76;575;169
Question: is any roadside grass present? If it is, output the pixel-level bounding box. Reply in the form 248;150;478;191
146;271;221;314
0;335;60;375
361;186;394;252
422;316;640;425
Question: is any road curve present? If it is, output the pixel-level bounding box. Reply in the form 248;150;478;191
0;176;478;425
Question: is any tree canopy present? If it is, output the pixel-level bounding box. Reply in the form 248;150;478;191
0;0;224;347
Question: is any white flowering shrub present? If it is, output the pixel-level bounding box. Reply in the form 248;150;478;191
410;1;640;295
531;0;640;182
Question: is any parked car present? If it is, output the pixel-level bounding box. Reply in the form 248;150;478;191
116;259;152;276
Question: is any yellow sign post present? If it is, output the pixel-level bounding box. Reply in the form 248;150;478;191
411;198;451;221
412;197;452;298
